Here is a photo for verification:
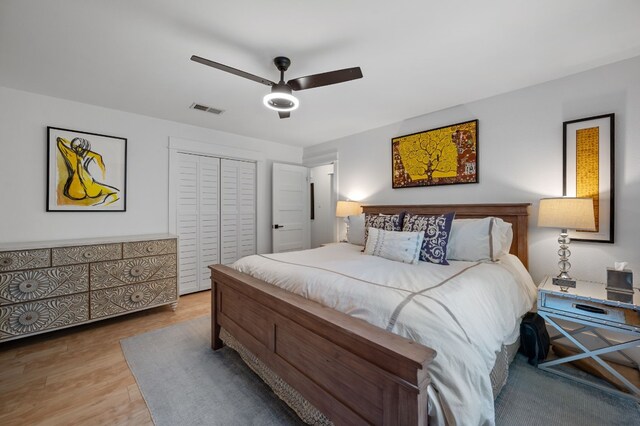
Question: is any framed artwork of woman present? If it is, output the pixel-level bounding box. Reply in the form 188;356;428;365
47;127;127;212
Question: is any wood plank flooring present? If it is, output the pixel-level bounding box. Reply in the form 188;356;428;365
0;291;211;426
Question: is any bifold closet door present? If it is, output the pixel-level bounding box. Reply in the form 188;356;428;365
176;153;220;294
220;159;256;264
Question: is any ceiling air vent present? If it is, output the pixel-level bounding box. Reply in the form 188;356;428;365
190;103;224;115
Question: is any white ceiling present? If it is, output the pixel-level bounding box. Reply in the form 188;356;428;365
1;1;639;147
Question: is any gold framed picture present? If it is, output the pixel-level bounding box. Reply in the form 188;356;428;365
563;113;614;243
391;119;478;188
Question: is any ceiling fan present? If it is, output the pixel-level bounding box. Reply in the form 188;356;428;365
191;55;363;119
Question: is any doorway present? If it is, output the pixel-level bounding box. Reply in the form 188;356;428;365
310;164;335;248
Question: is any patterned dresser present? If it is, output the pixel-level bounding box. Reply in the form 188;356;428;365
0;234;178;342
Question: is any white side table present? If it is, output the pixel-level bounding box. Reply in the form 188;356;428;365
537;276;640;400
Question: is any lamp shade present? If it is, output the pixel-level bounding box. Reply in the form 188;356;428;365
335;201;362;217
537;197;596;230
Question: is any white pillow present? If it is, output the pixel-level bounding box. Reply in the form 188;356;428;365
446;217;513;261
364;228;424;264
346;213;365;245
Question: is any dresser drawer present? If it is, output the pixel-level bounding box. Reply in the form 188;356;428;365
52;243;122;266
123;239;177;259
540;291;629;325
0;265;88;305
0;249;50;273
0;293;89;340
90;254;177;289
90;278;177;319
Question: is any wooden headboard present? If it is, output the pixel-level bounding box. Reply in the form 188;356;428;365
362;203;531;269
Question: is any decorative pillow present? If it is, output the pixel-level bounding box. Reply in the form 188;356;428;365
446;217;513;261
364;228;424;264
364;212;405;243
346;213;365;246
402;212;455;265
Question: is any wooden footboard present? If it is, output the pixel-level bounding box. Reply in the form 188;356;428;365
210;264;436;425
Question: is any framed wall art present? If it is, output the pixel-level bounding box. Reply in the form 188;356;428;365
563;113;614;243
47;126;127;212
391;119;478;188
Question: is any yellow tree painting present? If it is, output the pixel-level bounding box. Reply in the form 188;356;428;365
47;127;127;211
392;120;478;188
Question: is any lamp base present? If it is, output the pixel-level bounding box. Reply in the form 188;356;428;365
341;217;350;243
554;231;575;292
552;277;576;292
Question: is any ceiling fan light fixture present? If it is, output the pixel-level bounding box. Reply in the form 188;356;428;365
191;54;362;119
262;92;299;112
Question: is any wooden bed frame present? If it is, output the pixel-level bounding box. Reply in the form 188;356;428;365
209;203;530;425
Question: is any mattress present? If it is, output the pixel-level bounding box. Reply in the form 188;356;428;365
232;243;536;425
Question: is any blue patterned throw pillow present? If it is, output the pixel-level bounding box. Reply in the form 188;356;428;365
364;212;405;243
402;212;455;265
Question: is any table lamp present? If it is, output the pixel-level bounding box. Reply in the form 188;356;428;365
537;197;596;289
336;201;362;241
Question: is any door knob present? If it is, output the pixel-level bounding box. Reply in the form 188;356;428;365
273;224;284;229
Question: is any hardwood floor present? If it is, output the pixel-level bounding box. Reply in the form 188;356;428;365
0;291;211;426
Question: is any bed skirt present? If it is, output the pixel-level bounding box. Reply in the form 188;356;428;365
491;337;520;399
220;327;519;425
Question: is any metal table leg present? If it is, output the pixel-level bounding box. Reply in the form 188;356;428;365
538;311;640;401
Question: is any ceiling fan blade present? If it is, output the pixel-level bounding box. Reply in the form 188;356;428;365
191;55;275;86
288;67;362;91
278;111;290;119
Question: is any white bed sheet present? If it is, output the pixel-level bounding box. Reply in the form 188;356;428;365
232;243;536;426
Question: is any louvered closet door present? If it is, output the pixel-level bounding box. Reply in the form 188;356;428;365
176;153;220;294
176;154;200;294
198;156;220;290
220;159;256;264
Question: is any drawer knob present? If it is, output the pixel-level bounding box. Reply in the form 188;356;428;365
129;266;145;277
82;250;97;260
18;279;40;294
130;290;145;303
0;257;13;267
125;260;149;279
10;272;50;300
18;311;40;326
146;246;156;253
10;303;49;333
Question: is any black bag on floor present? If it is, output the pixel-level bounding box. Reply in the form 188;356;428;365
519;312;550;366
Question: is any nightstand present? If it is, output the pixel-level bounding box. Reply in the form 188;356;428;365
537;276;640;400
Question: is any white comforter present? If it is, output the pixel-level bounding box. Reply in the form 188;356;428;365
232;243;537;426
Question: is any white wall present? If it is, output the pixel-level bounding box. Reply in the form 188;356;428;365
310;164;335;247
304;56;640;284
0;87;302;254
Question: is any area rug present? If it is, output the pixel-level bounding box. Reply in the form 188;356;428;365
495;356;639;425
121;317;640;425
120;316;304;426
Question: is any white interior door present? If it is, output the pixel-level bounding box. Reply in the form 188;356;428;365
272;163;310;253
